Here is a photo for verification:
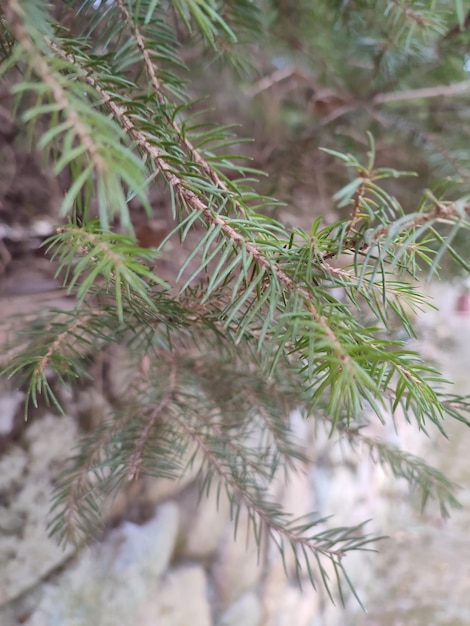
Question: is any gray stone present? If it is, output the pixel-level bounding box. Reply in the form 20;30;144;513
211;507;264;610
110;501;180;577
178;482;231;559
0;415;78;607
23;502;181;626
0;390;24;435
218;592;261;626
141;470;197;506
260;558;287;624
139;564;212;626
0;446;27;491
274;584;320;626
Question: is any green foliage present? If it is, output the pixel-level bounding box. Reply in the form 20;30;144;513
2;0;470;607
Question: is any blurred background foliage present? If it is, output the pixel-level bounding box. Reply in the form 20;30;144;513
4;1;470;233
177;0;470;233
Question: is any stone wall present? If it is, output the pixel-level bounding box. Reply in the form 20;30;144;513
0;390;427;626
3;278;463;626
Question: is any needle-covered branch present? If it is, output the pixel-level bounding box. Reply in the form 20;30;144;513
2;0;470;608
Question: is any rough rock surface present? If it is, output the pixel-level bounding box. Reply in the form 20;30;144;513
22;503;180;626
0;415;78;608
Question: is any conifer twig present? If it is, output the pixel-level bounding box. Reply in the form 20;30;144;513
48;40;351;364
5;0;107;173
173;409;349;560
373;80;470;104
127;356;178;481
115;0;246;216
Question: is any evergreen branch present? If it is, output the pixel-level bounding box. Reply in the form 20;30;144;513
344;178;368;238
245;388;305;471
127;355;178;481
5;0;106;173
114;0;247;215
173;407;369;562
341;426;461;517
388;0;428;27
323;188;470;264
371;201;469;240
47;225;167;320
49;422;114;546
10;20;462;432
4;1;151;230
3;1;470;604
50;40;352;367
4;312;97;413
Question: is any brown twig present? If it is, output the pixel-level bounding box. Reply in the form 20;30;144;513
320;80;470;127
373;80;470;104
246;67;308;99
372;201;465;240
344;179;367;238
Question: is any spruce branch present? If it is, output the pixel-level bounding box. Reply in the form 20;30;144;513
172;405;372;564
127;355;178;481
371;201;469;239
48;225;168;319
388;0;428;27
344;178;368;238
49;39;353;367
340;425;461;517
5;0;106;173
114;0;247;215
49;421;115;546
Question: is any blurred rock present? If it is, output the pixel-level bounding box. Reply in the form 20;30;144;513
218;591;261;626
260;557;288;625
139;565;212;626
23;502;180;626
178;481;231;560
275;584;320;626
137;456;199;508
0;414;78;608
110;502;180;576
0;389;24;450
211;507;264;610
